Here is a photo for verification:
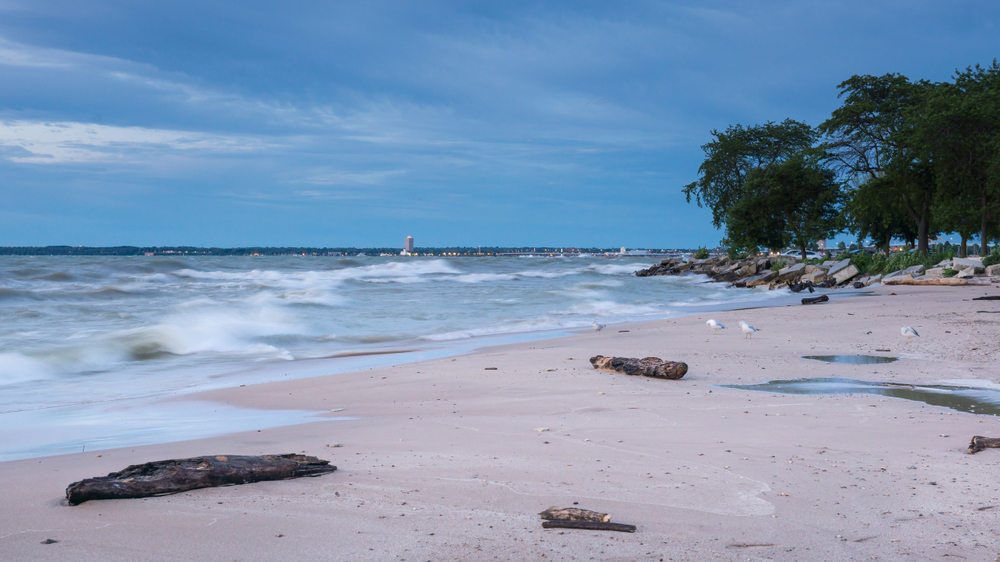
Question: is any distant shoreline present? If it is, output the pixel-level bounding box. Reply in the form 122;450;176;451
0;246;697;257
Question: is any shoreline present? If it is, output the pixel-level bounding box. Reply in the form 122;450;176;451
2;283;999;560
0;278;839;462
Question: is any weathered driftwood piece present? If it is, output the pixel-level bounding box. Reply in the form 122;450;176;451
968;436;1000;454
66;454;336;505
590;355;687;380
539;506;611;522
801;294;829;305
973;296;1000;300
542;520;636;533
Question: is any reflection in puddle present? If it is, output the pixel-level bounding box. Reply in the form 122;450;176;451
721;378;1000;416
802;355;898;364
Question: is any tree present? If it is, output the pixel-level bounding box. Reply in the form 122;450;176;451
820;74;938;254
724;156;842;258
843;175;917;256
683;120;818;229
912;61;1000;254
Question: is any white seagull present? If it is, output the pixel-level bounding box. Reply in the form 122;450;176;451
706;319;727;335
739;320;759;339
901;326;919;343
593;322;606;332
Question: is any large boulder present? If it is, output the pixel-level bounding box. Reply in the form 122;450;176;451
801;270;827;284
827;259;860;285
956;268;975;279
953;257;985;274
777;262;806;282
987;264;1000;277
865;274;883;286
803;264;828;274
737;271;778;288
923;268;945;278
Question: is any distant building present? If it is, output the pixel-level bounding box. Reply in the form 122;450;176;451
405;236;414;253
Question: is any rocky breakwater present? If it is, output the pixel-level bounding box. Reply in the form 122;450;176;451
635;255;871;291
884;257;1000;286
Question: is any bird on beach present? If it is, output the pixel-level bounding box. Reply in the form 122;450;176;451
901;326;919;343
739;320;759;339
593;322;606;332
706;319;727;335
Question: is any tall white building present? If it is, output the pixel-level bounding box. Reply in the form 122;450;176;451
404;236;414;253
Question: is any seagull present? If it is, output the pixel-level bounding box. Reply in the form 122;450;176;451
593;322;606;332
901;326;919;343
739;320;759;339
706;319;727;335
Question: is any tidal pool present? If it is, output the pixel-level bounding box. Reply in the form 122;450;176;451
721;378;1000;416
802;355;898;365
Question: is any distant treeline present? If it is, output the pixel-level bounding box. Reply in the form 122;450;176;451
0;246;657;256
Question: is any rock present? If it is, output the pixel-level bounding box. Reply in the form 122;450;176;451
956;268;975;278
801;270;827;284
865;274;882;286
902;264;926;277
777;262;806;282
987;264;1000;277
827;259;860;285
822;260;838;267
737;264;757;278
953;257;985;274
935;259;952;268
924;268;945;278
742;271;778;288
803;264;828;274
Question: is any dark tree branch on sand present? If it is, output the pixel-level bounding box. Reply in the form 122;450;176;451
66;454;336;505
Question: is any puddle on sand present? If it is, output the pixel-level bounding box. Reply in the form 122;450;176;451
802;355;898;365
721;378;1000;416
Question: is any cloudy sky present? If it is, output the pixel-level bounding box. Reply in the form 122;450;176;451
1;1;997;247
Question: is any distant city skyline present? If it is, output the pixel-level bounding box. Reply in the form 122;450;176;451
1;1;997;247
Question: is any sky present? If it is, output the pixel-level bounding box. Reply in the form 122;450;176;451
0;1;998;248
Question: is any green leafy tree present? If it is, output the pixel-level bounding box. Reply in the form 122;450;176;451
683;120;818;229
724;156;843;258
842;175;917;257
820;74;938;254
912;61;1000;254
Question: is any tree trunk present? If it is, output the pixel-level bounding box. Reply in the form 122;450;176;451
66;454;336;505
968;436;1000;454
960;235;968;258
981;200;990;257
589;356;687;380
542;520;637;533
884;231;892;258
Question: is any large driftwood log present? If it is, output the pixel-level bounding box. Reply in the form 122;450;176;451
66;454;336;505
968;436;1000;454
590;356;687;380
540;506;611;522
801;294;829;305
542;520;636;532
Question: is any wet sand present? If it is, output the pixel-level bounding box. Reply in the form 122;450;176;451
2;284;999;561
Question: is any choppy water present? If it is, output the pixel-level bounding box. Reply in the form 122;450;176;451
1;255;793;460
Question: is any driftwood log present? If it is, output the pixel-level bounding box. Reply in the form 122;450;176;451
66;454;336;505
590;356;687;380
542;521;637;533
539;506;611;523
801;294;829;305
968;436;1000;454
973;296;1000;301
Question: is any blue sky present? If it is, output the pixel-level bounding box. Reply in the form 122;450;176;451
1;1;997;248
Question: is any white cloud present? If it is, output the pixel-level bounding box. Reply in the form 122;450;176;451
0;120;266;164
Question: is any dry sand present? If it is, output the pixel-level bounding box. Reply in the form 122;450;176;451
2;284;1000;561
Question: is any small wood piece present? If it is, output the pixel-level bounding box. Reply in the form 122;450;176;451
539;506;611;522
801;295;829;305
972;296;1000;300
968;436;1000;454
66;454;336;505
542;520;636;533
590;356;687;380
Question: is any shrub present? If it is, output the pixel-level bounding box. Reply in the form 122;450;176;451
943;269;958;277
850;247;954;275
983;248;1000;267
769;259;787;272
694;247;710;259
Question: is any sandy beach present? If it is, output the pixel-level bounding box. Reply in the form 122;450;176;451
2;284;999;561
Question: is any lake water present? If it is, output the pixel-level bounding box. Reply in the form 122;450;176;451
1;254;796;460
